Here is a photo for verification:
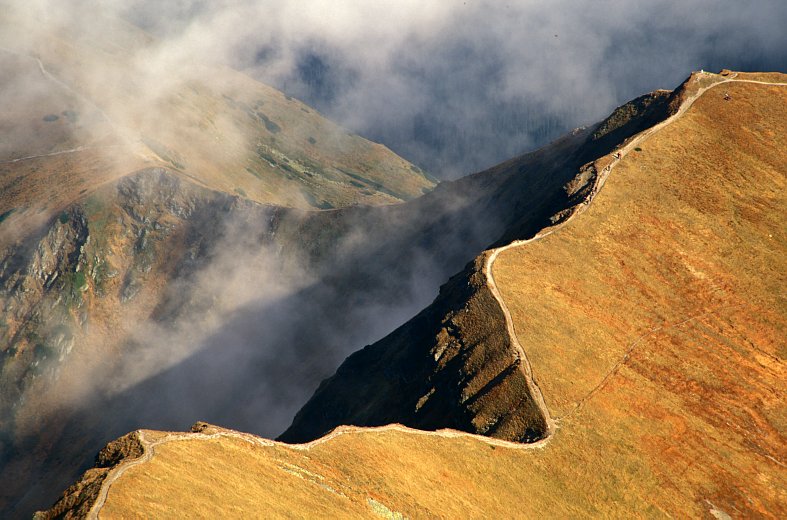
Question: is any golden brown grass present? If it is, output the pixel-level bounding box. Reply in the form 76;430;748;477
493;77;787;516
101;434;373;519
47;77;787;519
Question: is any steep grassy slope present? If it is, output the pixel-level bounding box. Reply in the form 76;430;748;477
42;73;787;518
0;10;433;224
279;82;679;443
495;77;787;418
0;33;592;515
0;8;431;515
279;254;552;445
1;118;590;518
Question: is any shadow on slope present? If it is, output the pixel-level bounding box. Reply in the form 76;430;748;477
279;86;683;443
9;83;680;516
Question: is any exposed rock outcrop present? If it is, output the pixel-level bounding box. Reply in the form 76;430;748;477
33;432;144;520
279;254;550;443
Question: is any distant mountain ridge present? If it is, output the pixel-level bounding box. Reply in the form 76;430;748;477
0;8;433;222
37;70;787;519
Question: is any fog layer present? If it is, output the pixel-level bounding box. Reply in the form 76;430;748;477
120;0;787;177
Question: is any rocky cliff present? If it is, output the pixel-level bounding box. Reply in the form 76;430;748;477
1;60;681;517
39;71;787;519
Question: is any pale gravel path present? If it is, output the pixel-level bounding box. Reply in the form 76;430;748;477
89;74;787;517
486;74;787;429
89;423;551;517
0;146;132;165
0;46;148;161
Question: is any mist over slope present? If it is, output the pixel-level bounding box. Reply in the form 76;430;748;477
40;73;787;519
4;66;709;516
5;1;784;180
119;0;787;177
0;120;588;516
1;1;784;517
1;5;590;515
0;5;433;214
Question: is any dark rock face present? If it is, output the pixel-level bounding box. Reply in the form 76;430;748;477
279;91;679;444
95;431;144;468
1;84;676;516
0;207;90;427
33;432;144;520
279;256;550;444
276;158;598;445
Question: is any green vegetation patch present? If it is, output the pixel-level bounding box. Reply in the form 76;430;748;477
336;167;406;201
255;147;298;177
72;271;87;292
142;137;186;170
0;208;14;224
256;147;279;167
257;113;282;134
59;269;89;307
278;160;298;175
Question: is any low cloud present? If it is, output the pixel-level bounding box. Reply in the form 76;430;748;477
126;0;787;177
4;1;785;177
1;1;785;514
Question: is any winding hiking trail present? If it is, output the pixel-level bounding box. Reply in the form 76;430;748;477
0;146;132;166
86;74;787;517
485;73;787;430
0;46;150;164
88;423;551;518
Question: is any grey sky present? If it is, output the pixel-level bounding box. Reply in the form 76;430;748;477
2;3;785;513
118;0;787;177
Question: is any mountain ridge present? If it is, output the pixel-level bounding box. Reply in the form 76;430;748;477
35;70;787;519
0;8;435;227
